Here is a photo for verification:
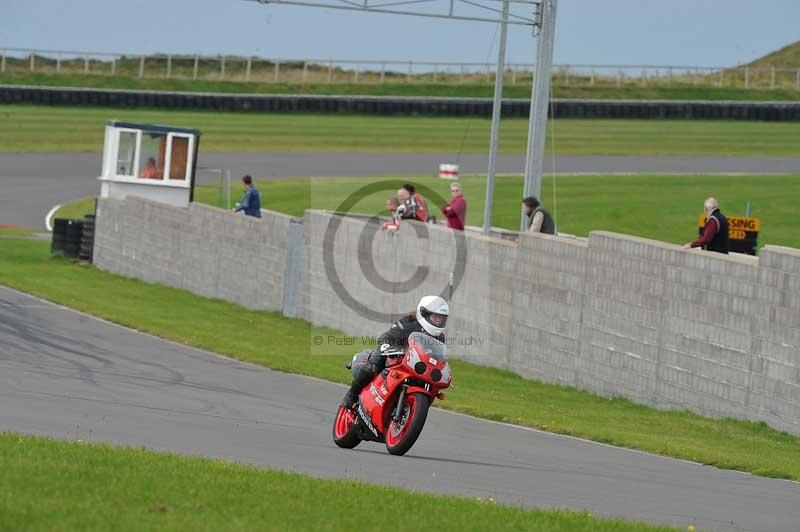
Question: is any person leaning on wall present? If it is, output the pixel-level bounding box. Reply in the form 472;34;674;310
233;175;262;218
441;181;467;231
521;196;555;235
682;197;729;254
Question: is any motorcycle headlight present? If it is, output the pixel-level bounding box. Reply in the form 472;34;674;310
440;362;451;384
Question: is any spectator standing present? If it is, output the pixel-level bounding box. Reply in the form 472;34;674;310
396;187;416;221
522;196;555;235
441;182;467;230
398;184;428;222
682;197;729;254
234;175;262;218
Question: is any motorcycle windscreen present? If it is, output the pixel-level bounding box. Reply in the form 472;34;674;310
408;332;447;361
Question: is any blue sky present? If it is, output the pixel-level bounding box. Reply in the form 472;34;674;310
2;0;798;66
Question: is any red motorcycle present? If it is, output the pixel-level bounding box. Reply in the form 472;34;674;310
332;332;452;456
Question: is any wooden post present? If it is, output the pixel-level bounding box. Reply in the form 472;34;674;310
245;57;252;81
744;67;749;89
30;54;35;72
138;56;145;78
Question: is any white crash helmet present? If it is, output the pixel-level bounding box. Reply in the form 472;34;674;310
416;295;449;336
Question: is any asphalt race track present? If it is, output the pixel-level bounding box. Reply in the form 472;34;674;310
2;152;800;228
1;286;799;531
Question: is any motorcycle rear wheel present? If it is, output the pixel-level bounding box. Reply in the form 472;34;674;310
332;406;361;449
385;392;430;456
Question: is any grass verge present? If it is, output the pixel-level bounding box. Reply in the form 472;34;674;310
3;71;800;101
1;229;799;481
53;173;800;250
0;433;677;532
3;104;800;155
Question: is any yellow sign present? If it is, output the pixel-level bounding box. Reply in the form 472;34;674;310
698;215;760;241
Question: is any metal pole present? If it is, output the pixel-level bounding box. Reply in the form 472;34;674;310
796;69;800;91
718;68;723;87
380;63;385;83
226;170;232;210
56;54;61;73
770;67;775;89
166;55;172;78
0;52;5;73
193;56;199;79
521;0;557;230
274;61;280;82
110;57;115;75
220;57;226;79
302;61;308;82
138;56;145;78
30;53;35;72
744;67;749;89
482;0;509;236
245;57;252;81
328;60;333;82
84;57;90;74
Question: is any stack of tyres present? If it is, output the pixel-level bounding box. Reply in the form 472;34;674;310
79;215;95;263
63;220;83;258
50;218;68;254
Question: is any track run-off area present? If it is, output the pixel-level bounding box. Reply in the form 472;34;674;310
2;286;800;531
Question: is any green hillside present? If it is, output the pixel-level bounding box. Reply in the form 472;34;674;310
746;40;800;68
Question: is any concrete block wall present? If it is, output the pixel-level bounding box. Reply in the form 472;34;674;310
94;200;800;435
300;211;800;435
94;197;297;313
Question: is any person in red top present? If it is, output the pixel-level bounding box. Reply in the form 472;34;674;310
682;197;729;254
441;181;467;230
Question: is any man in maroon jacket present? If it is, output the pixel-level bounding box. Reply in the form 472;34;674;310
682;197;729;254
441;182;467;230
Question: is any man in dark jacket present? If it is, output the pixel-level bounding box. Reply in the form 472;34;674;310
682;197;729;254
522;196;556;235
341;295;449;408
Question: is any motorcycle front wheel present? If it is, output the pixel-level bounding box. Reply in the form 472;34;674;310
385;392;430;456
332;406;361;449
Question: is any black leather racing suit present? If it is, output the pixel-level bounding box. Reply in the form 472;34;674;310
342;314;445;405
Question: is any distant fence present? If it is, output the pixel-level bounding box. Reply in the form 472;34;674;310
2;46;800;91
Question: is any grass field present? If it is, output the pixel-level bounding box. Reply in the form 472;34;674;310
3;104;800;155
1;228;799;482
0;433;678;532
4;70;800;101
56;173;800;250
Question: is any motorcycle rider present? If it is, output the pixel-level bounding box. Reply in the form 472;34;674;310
341;295;449;408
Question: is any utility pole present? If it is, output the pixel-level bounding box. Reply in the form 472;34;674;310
482;0;510;236
521;0;557;231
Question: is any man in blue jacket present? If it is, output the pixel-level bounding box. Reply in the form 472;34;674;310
234;175;261;218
